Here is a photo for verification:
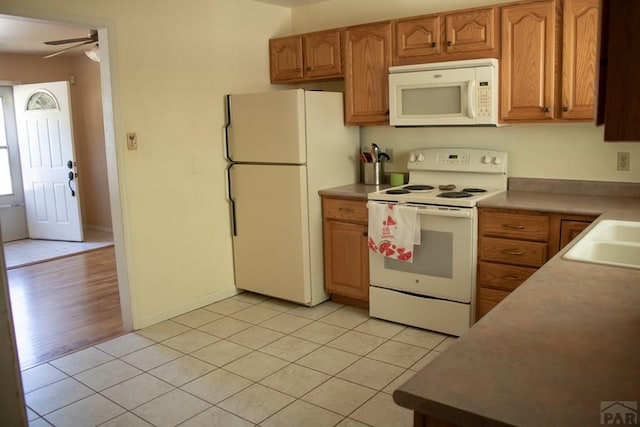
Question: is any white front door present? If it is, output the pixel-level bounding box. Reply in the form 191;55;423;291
13;81;83;241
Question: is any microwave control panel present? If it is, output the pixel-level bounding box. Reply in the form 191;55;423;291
477;83;491;118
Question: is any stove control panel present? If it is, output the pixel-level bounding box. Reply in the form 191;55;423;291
408;148;508;174
436;153;470;165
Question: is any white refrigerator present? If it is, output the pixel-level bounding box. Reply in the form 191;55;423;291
225;89;360;306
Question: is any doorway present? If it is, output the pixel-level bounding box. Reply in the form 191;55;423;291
0;15;131;369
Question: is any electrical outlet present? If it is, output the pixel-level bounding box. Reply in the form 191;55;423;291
617;152;630;171
127;132;138;150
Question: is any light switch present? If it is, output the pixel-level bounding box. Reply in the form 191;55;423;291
127;132;137;150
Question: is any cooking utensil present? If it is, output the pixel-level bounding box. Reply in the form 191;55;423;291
371;144;380;162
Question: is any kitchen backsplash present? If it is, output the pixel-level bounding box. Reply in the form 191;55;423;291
508;178;640;198
361;123;640;183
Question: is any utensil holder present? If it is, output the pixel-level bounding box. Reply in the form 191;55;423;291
363;162;383;185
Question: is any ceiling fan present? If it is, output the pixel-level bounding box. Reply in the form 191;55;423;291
43;30;98;59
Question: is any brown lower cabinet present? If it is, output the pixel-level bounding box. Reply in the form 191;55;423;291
477;208;595;319
322;196;369;307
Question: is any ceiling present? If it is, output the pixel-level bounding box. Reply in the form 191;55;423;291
0;0;329;56
0;15;93;56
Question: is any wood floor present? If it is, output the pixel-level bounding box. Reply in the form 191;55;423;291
6;247;124;369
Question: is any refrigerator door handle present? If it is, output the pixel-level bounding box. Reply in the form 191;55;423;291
224;94;234;163
226;162;237;236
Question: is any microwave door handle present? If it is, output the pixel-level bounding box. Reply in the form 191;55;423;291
467;80;476;119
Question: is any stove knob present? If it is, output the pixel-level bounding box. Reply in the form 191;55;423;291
482;155;491;164
492;156;502;165
409;153;417;162
417;153;425;162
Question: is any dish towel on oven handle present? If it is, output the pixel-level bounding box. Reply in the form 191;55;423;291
367;201;420;262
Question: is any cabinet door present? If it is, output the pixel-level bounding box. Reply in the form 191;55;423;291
444;7;499;56
476;287;510;320
304;30;343;79
561;0;599;120
269;36;304;83
344;21;392;125
500;1;557;121
393;14;441;65
598;0;640;140
323;220;370;301
560;219;592;249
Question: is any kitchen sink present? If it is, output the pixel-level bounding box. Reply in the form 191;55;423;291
563;220;640;269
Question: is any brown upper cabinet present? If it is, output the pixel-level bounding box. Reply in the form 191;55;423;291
269;29;343;83
394;7;499;66
596;0;640;141
500;0;557;121
268;0;601;127
562;0;600;120
344;21;392;125
500;0;600;122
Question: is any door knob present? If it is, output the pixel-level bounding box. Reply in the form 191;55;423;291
67;171;76;197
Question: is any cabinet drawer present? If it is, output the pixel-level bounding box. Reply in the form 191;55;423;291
478;261;537;292
323;198;368;222
481;211;550;241
480;237;548;267
476;287;510;320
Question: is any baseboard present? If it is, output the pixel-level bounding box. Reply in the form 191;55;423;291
134;285;242;330
83;225;113;233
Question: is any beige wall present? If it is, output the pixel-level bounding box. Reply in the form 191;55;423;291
0;0;292;328
292;0;640;183
71;56;111;230
0;52;112;229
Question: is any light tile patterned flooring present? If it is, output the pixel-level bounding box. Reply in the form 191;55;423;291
23;292;454;427
4;229;114;269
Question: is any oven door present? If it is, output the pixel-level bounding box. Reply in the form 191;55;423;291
369;203;475;303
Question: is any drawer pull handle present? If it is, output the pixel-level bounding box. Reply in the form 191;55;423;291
503;249;524;256
339;208;354;212
503;275;524;281
503;224;525;229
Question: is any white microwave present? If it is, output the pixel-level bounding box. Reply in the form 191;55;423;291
389;58;499;126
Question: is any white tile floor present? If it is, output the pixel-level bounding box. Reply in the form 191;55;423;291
4;229;114;269
22;292;454;427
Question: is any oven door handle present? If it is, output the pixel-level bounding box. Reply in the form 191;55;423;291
415;207;472;218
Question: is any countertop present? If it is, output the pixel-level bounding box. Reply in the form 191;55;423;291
393;191;640;427
318;183;390;200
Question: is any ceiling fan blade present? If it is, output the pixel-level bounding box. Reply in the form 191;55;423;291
44;40;94;59
44;36;95;46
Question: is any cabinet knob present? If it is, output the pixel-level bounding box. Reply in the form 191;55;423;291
306;66;312;71
446;41;452;46
362;231;368;237
543;106;550;113
431;42;437;47
562;106;569;112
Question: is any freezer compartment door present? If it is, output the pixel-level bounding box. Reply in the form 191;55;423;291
230;164;311;304
227;89;306;164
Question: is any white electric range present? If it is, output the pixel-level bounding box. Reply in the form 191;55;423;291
367;147;508;336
